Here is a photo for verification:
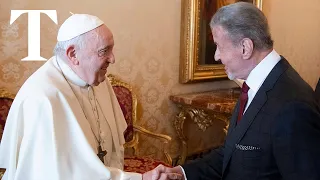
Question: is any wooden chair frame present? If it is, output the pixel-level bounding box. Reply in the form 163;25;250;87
108;74;172;165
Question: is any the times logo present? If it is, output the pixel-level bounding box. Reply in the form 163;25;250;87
10;10;58;61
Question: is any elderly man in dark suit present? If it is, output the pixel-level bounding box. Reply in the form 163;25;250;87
143;2;320;180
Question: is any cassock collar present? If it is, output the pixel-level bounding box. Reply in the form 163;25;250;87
56;56;88;87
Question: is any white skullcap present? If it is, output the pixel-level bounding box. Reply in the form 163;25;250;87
57;14;104;42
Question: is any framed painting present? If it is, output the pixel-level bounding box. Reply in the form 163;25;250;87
179;0;263;83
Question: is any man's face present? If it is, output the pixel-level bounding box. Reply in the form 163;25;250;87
77;25;115;86
212;25;248;80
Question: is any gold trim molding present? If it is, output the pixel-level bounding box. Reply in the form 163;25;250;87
0;88;15;99
179;0;263;83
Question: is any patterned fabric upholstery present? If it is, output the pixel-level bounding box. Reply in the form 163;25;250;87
124;156;171;174
0;89;14;179
0;98;13;141
112;86;134;142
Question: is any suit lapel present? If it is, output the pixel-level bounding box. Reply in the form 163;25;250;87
227;101;239;134
222;89;268;173
222;57;290;173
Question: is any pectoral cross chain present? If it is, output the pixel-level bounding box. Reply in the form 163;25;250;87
97;145;107;163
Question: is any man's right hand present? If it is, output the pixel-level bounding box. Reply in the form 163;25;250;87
142;164;185;180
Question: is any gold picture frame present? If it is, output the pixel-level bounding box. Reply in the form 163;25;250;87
179;0;263;83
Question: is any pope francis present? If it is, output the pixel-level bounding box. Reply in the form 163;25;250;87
0;14;143;180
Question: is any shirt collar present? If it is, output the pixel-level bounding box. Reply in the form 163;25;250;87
245;49;281;93
56;56;88;87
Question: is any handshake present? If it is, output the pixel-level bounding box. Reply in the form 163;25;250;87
142;164;185;180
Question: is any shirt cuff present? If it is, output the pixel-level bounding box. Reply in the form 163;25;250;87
179;165;187;180
123;172;142;180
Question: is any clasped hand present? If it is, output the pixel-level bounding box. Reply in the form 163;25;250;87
142;164;184;180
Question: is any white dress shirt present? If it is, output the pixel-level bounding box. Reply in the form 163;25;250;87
180;49;281;179
244;49;281;113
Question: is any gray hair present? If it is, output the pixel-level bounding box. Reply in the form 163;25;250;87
53;29;100;59
210;2;273;50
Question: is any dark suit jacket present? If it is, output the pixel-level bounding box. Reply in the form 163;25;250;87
183;58;320;180
316;78;320;104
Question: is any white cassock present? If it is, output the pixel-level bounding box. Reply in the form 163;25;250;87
0;56;142;180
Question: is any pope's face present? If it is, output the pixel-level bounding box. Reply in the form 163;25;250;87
77;25;115;86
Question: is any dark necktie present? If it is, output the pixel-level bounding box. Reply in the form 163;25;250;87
237;82;250;122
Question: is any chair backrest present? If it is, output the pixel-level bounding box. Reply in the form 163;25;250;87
0;88;15;141
107;74;138;144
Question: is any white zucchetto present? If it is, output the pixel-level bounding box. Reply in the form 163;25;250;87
57;14;104;42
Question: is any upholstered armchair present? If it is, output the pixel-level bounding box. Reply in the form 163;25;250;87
107;74;172;173
0;88;15;178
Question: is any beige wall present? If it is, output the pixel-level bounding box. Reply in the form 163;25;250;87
263;0;320;89
0;0;236;160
